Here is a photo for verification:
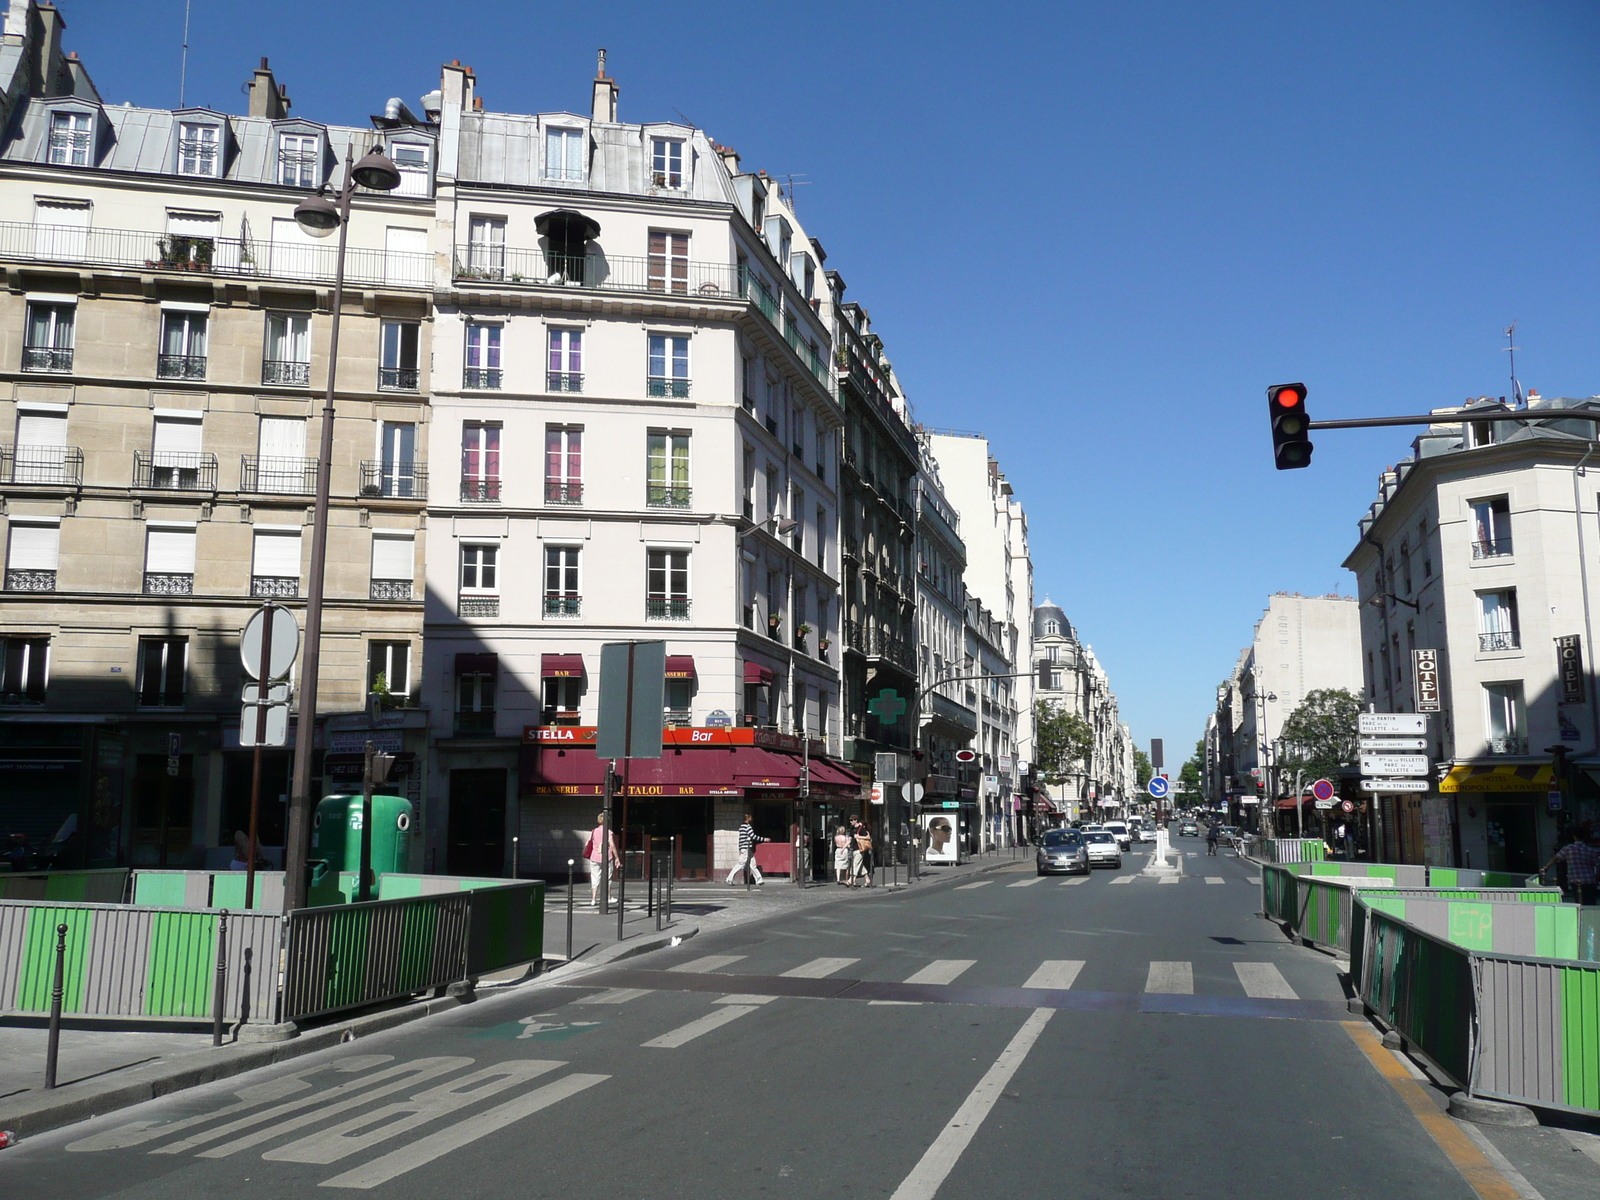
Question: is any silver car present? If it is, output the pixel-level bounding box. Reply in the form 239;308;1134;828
1036;829;1089;875
1080;830;1123;869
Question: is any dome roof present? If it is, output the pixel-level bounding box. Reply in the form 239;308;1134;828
1032;602;1076;641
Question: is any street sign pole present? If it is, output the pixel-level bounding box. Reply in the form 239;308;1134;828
244;601;272;909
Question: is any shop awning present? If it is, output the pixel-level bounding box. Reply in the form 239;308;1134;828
541;654;585;678
729;747;802;789
1440;764;1553;793
456;653;497;673
534;208;602;240
665;655;696;679
1274;798;1301;810
743;662;774;685
808;757;860;792
520;744;756;798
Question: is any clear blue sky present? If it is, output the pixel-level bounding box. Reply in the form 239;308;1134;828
68;1;1600;761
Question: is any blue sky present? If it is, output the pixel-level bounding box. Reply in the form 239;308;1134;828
66;1;1600;760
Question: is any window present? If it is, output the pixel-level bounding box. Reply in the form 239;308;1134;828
251;528;302;598
545;426;582;504
163;211;220;269
177;122;220;177
547;328;583;392
380;321;420;390
5;521;58;592
647;432;690;507
144;525;196;595
12;408;70;485
545;127;585;181
816;505;827;569
158;311;208;380
767;467;780;522
647;549;690;620
648;232;689;294
373;421;419;499
459;543;499;617
146;414;208;489
138;638;187;707
464;322;502;389
651;138;684;188
1484;682;1526;755
456;658;497;735
253;416;309;494
741;357;755;412
370;534;414;601
545;545;581;617
465;215;505;277
263;313;311;385
1472;497;1512;559
1478;589;1520;652
461;422;501;502
1046;645;1060;662
48;111;91;166
278;133;320;187
23;302;74;373
647;334;689;397
389;141;431;196
543;675;581;724
790;486;805;551
0;637;49;704
368;641;410;700
32;198;91;260
1045;619;1060;636
664;678;693;725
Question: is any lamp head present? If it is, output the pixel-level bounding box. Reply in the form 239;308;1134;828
293;194;340;238
351;149;402;191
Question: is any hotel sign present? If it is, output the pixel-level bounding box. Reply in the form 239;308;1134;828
1557;635;1586;705
1412;649;1441;713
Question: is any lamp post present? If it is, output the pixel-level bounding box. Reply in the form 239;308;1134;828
281;144;403;912
1250;668;1276;836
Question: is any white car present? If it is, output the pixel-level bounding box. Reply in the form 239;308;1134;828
1102;821;1133;851
1130;822;1156;844
1079;830;1123;869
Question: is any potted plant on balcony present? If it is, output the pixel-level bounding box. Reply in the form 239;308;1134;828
795;622;812;647
818;634;831;653
768;612;782;636
370;672;396;711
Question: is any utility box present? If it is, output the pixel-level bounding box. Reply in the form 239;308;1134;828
312;792;415;878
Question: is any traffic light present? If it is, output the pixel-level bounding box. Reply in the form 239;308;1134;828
1267;382;1313;470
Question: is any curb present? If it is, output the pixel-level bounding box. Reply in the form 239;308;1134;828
1447;1091;1539;1128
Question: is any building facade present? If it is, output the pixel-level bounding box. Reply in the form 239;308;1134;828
1032;601;1135;821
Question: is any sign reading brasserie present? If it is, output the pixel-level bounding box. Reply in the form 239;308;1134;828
1412;648;1441;713
1557;635;1585;705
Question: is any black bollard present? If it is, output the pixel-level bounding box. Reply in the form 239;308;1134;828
44;922;67;1089
566;858;575;961
212;910;229;1047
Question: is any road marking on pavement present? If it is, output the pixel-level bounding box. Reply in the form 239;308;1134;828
1558;1129;1600;1168
667;955;746;973
1059;877;1088;886
782;956;860;978
1233;962;1298;999
1340;1021;1522;1200
1145;962;1194;994
1109;876;1135;885
1007;877;1046;888
714;994;778;1005
904;959;976;985
1022;960;1084;990
869;1000;923;1005
955;881;992;890
1205;877;1225;885
320;1072;609;1189
888;1008;1054;1200
1158;876;1181;885
577;988;651;1004
642;1005;761;1048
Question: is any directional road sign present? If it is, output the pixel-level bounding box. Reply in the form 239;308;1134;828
240;680;290;747
1359;754;1430;777
902;782;925;804
1147;776;1170;799
1361;778;1430;793
1359;737;1427;752
240;604;300;681
1358;713;1428;736
1310;778;1336;802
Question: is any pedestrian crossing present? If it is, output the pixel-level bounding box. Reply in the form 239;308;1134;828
904;959;976;985
1021;960;1085;990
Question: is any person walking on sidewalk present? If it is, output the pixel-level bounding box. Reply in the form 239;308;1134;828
851;817;873;887
727;814;768;886
583;813;620;907
834;824;854;885
1541;823;1600;906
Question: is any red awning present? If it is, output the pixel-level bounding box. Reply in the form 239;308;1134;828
456;653;497;673
542;654;585;678
807;757;861;793
729;746;803;789
1274;798;1303;810
521;745;753;798
743;662;774;685
665;655;696;679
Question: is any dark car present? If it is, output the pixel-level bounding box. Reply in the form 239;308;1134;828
1178;821;1199;837
1037;829;1089;875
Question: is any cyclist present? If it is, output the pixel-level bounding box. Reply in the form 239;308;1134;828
1205;820;1221;856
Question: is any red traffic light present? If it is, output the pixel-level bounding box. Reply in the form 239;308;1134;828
1267;382;1313;470
1271;383;1307;408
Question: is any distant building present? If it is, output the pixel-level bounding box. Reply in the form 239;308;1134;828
1033;602;1134;821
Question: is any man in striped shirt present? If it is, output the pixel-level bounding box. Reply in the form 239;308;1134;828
726;814;768;886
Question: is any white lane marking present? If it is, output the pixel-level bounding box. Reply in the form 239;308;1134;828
1233;962;1299;999
1455;1120;1548;1200
1145;962;1194;994
577;988;650;1004
1205;877;1225;885
1007;877;1046;888
869;1000;923;1006
904;960;975;985
714;994;777;1005
1022;961;1084;990
1059;877;1089;886
1558;1129;1600;1168
1158;876;1181;885
782;957;860;979
319;1073;608;1189
1109;876;1135;885
888;1009;1054;1200
955;881;992;890
642;1005;760;1048
667;955;746;973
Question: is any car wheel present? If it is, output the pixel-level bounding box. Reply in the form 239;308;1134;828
1037;868;1045;876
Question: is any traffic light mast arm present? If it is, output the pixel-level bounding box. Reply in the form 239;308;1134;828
1309;409;1600;431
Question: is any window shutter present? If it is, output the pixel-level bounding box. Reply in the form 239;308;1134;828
252;530;302;577
167;212;221;237
7;523;59;570
16;412;67;446
146;528;196;573
258;417;306;458
371;534;414;581
153;416;203;457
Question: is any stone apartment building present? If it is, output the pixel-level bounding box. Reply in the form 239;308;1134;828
1032;601;1135;821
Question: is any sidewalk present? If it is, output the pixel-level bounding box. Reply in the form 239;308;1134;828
0;844;1028;1142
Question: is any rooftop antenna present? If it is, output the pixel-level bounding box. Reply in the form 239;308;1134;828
782;173;810;212
1504;321;1524;407
671;107;698;130
178;0;192;108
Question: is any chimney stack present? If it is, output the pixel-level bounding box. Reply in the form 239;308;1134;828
714;143;741;173
247;56;289;118
591;48;618;123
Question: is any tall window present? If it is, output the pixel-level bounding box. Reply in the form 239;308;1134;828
370;534;414;601
545;127;585;181
138;638;187;707
5;521;59;593
368;641;411;701
461;422;501;502
263;313;311;385
816;505;827;569
144;525;196;595
651;139;684;188
158;311;208;380
464;323;502;390
648;232;689;294
647;432;690;507
177;123;220;177
647;334;689;397
545;426;582;504
278;133;319;187
459;543;499;618
380;321;420;390
646;549;690;620
376;421;418;498
1484;682;1526;754
251;528;302;598
23;302;74;373
1472;497;1512;558
13;409;68;485
1478;589;1520;652
790;486;805;551
254;416;308;494
543;676;581;724
544;546;581;617
0;636;49;704
48;112;91;166
547;328;583;392
466;215;505;277
389;142;431;196
456;658;497;735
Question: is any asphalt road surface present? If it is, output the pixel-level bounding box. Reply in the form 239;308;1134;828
7;838;1600;1199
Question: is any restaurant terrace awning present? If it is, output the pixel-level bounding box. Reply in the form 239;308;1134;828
1439;764;1553;793
541;654;585;678
665;656;696;679
520;740;859;799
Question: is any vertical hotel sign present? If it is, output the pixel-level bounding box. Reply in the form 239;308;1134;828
1412;649;1441;713
1556;635;1585;705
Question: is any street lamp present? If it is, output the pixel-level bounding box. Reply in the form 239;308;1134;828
282;144;402;912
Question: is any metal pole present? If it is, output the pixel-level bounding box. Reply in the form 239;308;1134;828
618;646;635;943
565;858;575;960
245;604;271;910
647;845;655;918
44;922;66;1089
284;146;356;913
600;767;614;917
512;835;519;881
358;741;375;902
665;836;675;924
211;910;229;1047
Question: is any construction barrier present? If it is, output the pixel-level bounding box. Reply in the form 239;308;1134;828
1261;838;1327;863
0;869;129;903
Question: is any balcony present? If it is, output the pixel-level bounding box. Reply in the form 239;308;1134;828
459;595;499;618
1488;735;1529;756
379;367;420;392
1472;538;1513;560
463;367;502;390
1;445;83;486
844;620;915;670
455;711;496;737
241;455;317;495
547;372;583;393
453;247;744;297
5;569;54;592
134;450;218;491
370;579;413;601
262;358;310;386
461;478;501;503
144;572;194;596
544;594;581;618
157;354;207;381
21;346;72;373
360;460;427;500
664;708;692;727
545;481;583;506
252;575;298;598
646;484;692;509
647;597;691;621
1478;630;1520;652
647;377;691;399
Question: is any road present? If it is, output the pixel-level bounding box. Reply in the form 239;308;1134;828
6;835;1599;1199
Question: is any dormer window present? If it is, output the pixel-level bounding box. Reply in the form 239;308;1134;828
546;127;585;182
48;112;91;166
388;142;431;196
177;122;220;177
651;138;684;188
278;133;320;187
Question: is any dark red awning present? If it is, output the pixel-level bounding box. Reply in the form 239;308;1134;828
743;662;774;685
807;757;861;793
665;655;696;679
729;747;802;789
521;745;751;798
542;653;585;678
456;653;497;673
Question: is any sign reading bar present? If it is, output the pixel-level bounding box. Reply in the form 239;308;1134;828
1362;778;1430;793
1360;754;1430;776
1413;649;1441;713
1557;635;1586;705
1358;712;1428;736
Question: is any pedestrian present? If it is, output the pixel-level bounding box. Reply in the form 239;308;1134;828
727;813;767;886
1205;820;1220;856
1541;823;1600;906
1332;820;1348;861
834;824;854;885
4;833;33;872
851;818;873;887
582;813;620;907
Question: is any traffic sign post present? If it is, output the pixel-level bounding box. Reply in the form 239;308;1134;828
1310;778;1336;803
239;604;301;910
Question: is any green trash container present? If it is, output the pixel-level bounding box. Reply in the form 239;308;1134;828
311;792;415;899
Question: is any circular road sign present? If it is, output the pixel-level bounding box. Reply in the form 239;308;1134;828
240;604;301;681
1147;776;1170;799
1340;799;1355;814
1311;778;1336;803
954;749;977;763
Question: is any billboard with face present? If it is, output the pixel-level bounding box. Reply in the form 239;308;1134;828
922;813;957;864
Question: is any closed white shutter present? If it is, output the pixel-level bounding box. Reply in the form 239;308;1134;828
384;227;429;287
167;211;221;237
258;417;306;458
16;412;67;446
146;528;196;573
33;199;90;259
371;534;414;580
270;216;320;279
7;523;59;570
252;530;302;577
153;416;203;459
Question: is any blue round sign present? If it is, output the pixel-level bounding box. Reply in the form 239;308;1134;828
1147;777;1170;799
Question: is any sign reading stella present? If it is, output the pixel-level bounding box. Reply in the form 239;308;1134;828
1556;635;1585;705
1412;648;1441;713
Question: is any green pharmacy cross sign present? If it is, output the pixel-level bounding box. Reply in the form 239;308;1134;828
868;688;907;726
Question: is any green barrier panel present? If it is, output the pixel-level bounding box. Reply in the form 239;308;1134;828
15;906;92;1012
1566;967;1600;1111
132;872;201;907
145;910;217;1018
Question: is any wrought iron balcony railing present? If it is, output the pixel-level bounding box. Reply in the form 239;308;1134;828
157;354;207;381
454;711;496;737
21;346;72;373
360;460;427;500
646;484;692;508
459;595;500;618
1479;630;1520;652
545;481;583;505
370;579;413;601
5;569;54;592
262;358;310;386
1;445;82;486
379;366;420;392
547;372;583;393
664;708;693;727
453;247;745;297
241;454;317;495
544;594;581;618
647;377;691;399
463;367;502;390
134;450;217;491
1472;538;1513;560
252;575;298;598
461;477;500;503
144;572;194;596
646;597;691;621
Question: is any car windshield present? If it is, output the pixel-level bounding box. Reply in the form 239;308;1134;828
1082;832;1114;844
1043;830;1080;847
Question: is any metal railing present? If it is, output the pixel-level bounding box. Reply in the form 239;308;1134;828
453;247;744;297
544;594;581;617
545;480;583;505
359;460;427;500
1488;735;1529;755
241;454;317;495
461;477;500;503
455;711;496;736
156;354;207;381
370;579;412;601
144;572;194;596
843;620;915;669
459;594;499;617
547;371;584;393
1472;538;1513;559
21;346;72;373
134;450;218;491
0;445;82;486
252;575;298;598
647;597;691;621
646;483;692;508
380;366;420;392
647;377;691;399
664;708;692;727
1479;630;1519;652
5;569;54;592
261;358;310;386
463;367;502;390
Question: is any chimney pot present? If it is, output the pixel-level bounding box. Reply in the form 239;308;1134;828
473;96;483;111
451;59;461;67
260;56;269;69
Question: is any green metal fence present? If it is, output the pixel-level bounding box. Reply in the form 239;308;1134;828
0;868;129;903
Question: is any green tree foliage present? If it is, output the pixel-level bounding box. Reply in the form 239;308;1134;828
1133;748;1153;788
1277;688;1364;785
1178;738;1205;801
1034;700;1094;785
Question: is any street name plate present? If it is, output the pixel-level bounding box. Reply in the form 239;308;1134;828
1358;713;1427;735
1358;737;1427;752
1361;778;1430;793
1360;754;1430;776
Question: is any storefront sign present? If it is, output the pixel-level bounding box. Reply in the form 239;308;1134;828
1557;635;1586;705
706;710;732;727
1412;649;1441;712
524;726;599;744
330;731;404;755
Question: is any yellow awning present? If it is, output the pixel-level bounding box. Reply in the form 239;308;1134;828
1439;764;1553;794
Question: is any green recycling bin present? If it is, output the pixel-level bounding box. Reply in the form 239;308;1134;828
312;792;416;882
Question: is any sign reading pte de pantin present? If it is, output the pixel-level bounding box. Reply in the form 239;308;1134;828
1557;635;1586;705
1412;649;1441;713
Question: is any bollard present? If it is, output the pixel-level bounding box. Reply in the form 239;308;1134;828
239;946;254;1029
647;848;656;918
655;854;665;931
566;858;576;962
44;922;67;1089
212;910;230;1047
512;836;519;880
664;860;673;925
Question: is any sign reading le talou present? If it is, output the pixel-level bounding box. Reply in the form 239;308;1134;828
1412;648;1440;713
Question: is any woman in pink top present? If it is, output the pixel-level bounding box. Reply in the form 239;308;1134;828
583;813;620;907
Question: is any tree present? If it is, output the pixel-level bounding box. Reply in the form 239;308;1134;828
1277;688;1364;786
1178;738;1205;802
1133;748;1153;789
1034;700;1093;786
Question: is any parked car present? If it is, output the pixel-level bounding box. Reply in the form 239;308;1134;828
1178;821;1199;837
1036;829;1089;876
1080;830;1123;869
1102;820;1133;851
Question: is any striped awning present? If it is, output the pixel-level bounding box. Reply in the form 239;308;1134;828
1439;764;1553;794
